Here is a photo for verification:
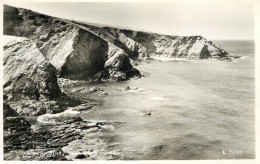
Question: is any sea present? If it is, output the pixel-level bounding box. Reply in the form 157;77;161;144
63;40;255;160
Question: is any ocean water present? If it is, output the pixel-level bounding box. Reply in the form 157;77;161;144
69;40;255;160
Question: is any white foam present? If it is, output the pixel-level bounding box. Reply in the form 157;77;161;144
240;56;248;59
127;88;145;92
100;124;115;131
117;86;145;92
37;107;80;124
151;97;170;101
151;56;188;62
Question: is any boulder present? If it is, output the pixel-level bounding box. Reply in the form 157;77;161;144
105;43;141;80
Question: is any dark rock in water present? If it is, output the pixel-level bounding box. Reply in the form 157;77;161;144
218;57;232;61
70;103;96;112
145;112;152;116
125;86;131;91
93;70;109;81
229;53;242;58
71;87;86;93
75;154;88;159
70;86;109;97
117;86;145;92
152;144;165;153
89;86;100;92
3;103;19;118
102;92;109;95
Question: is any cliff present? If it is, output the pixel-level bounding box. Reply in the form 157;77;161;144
3;36;60;101
4;5;140;81
72;23;231;60
3;36;64;115
4;5;232;81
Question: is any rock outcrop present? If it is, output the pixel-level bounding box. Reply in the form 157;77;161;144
4;116;84;160
3;36;61;101
112;31;231;60
71;23;231;60
105;43;140;80
116;32;149;60
71;22;151;61
3;36;63;115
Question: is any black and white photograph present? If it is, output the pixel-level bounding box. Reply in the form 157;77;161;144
1;0;259;162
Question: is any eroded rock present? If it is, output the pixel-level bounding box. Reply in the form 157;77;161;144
4;5;141;81
3;36;60;101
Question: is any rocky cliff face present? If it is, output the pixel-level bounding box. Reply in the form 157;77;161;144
111;30;230;60
71;22;231;60
3;36;60;101
4;5;232;82
3;36;64;115
105;43;140;80
38;26;109;80
71;22;151;61
4;5;140;81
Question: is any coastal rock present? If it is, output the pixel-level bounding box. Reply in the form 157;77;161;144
4;4;232;72
4;115;85;160
8;100;61;116
71;103;96;112
117;86;145;92
118;32;231;60
70;87;109;97
75;154;88;159
145;112;152;116
116;32;150;60
3;36;85;115
3;103;19;118
38;26;109;80
57;78;87;88
3;36;66;116
3;116;32;154
4;117;31;133
105;43;141;80
3;36;61;101
4;5;140;81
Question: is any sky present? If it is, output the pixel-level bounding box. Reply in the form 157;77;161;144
4;0;255;40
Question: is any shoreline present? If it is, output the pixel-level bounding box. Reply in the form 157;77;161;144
3;56;248;160
3;78;126;160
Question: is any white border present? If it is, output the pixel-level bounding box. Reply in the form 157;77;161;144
0;0;259;164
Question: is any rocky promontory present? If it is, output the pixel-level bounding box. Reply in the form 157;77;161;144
4;5;140;81
4;4;234;83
